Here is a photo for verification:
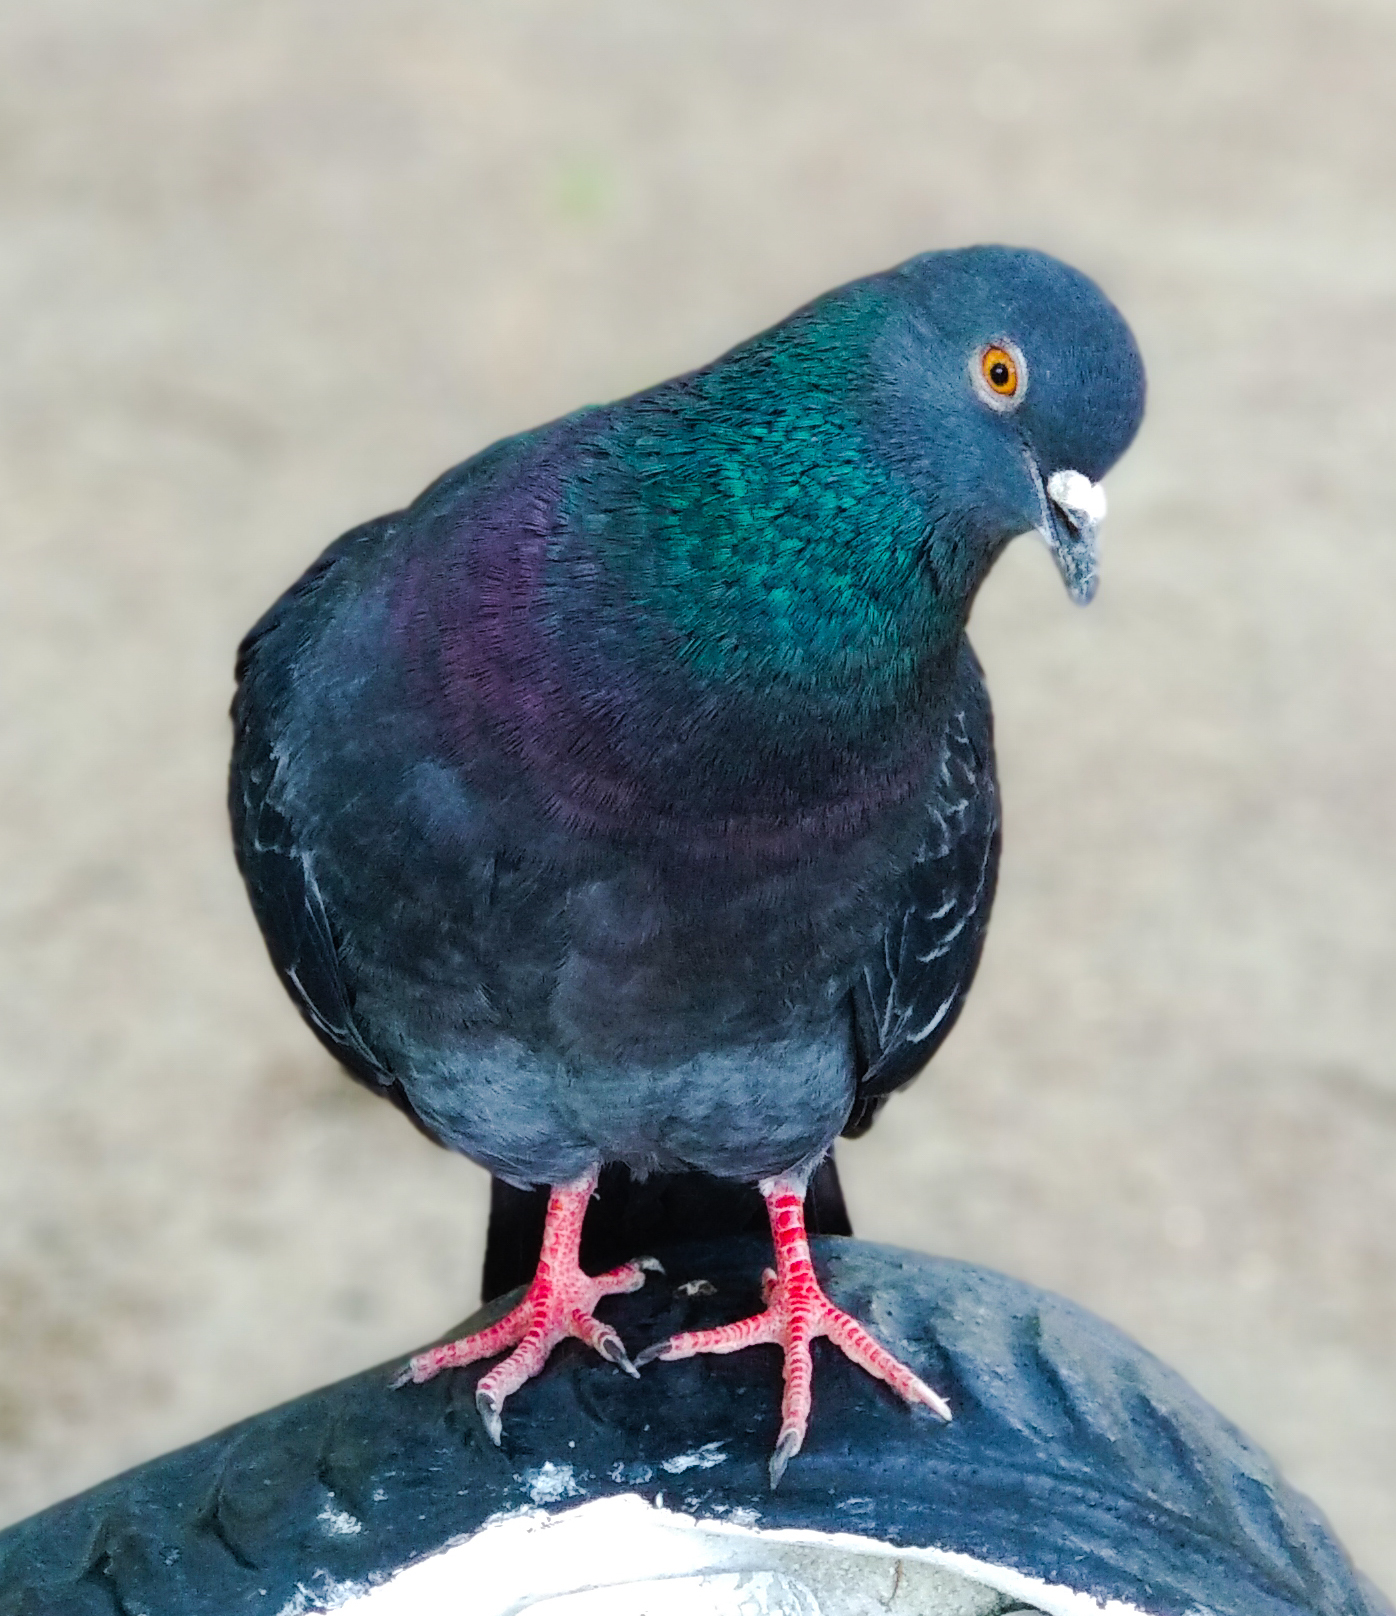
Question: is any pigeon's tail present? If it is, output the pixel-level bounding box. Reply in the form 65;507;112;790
482;1157;853;1302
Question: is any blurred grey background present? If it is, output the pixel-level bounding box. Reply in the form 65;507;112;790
1;0;1392;1584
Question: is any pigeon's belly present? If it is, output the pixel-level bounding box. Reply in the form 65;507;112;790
326;739;931;1185
392;1020;856;1188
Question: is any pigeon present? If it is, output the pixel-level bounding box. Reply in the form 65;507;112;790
230;245;1145;1485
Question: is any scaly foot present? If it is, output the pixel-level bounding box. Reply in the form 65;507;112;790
638;1175;950;1486
392;1169;659;1442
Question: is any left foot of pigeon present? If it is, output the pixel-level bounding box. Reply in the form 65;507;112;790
392;1169;659;1443
638;1175;951;1487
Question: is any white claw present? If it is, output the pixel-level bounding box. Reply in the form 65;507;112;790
600;1334;641;1379
476;1390;503;1446
768;1427;802;1490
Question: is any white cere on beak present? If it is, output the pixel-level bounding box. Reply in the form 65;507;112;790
1046;469;1107;528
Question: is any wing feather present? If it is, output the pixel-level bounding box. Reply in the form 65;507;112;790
845;650;1000;1136
228;527;395;1093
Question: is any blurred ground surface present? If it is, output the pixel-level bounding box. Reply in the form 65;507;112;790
1;0;1393;1587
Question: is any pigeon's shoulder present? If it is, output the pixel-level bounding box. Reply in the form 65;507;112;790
228;515;402;1090
845;641;1000;1134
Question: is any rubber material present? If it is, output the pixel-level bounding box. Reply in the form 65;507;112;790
0;1239;1387;1616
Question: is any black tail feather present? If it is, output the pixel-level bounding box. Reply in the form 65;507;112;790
482;1155;853;1302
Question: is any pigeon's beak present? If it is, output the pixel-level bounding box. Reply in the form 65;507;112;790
1032;466;1107;606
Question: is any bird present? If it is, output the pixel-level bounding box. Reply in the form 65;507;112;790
229;245;1145;1486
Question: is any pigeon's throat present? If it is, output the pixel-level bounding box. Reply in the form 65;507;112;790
614;501;954;714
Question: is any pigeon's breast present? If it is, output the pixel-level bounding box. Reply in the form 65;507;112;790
395;430;953;871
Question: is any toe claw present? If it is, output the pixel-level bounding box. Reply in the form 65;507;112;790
600;1333;641;1379
923;1387;954;1422
636;1256;665;1275
634;1339;671;1368
388;1362;416;1390
768;1426;802;1490
476;1388;504;1446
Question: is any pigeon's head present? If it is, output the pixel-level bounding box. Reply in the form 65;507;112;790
870;245;1146;607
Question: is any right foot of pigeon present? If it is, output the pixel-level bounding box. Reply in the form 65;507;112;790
391;1170;659;1442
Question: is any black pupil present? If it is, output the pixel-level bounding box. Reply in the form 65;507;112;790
989;360;1011;388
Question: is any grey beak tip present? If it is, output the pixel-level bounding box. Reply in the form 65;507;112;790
1031;464;1106;609
1037;516;1099;607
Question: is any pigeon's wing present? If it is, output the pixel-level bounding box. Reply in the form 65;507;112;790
228;526;404;1103
230;745;388;1090
844;649;1000;1137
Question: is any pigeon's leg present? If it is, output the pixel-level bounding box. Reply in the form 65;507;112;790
391;1168;657;1443
638;1173;950;1487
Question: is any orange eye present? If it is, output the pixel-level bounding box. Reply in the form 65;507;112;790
981;346;1019;396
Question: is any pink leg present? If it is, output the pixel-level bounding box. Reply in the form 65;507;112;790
392;1169;659;1443
638;1174;950;1487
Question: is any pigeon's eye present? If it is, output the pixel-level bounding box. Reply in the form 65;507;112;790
984;350;1016;393
971;340;1028;412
